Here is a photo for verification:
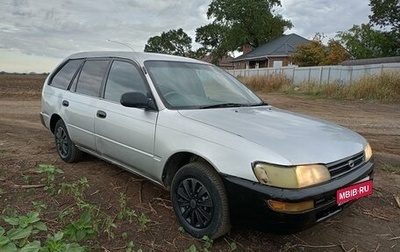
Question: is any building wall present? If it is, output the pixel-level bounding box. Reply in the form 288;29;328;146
234;61;247;69
234;56;291;69
249;61;268;68
268;57;291;68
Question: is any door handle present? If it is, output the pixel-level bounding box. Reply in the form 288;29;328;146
62;100;69;107
96;110;107;119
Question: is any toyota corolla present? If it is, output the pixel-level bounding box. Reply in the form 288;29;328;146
40;51;374;238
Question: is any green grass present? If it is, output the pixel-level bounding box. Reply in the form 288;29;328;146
240;72;400;102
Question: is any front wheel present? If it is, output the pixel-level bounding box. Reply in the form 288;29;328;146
54;120;82;163
171;162;230;239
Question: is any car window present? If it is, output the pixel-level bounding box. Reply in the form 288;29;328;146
145;61;262;109
76;60;109;97
104;60;148;103
196;68;252;102
147;62;205;96
50;59;83;89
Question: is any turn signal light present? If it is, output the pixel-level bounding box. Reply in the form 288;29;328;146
267;199;314;213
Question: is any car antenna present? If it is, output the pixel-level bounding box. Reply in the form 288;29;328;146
107;39;135;51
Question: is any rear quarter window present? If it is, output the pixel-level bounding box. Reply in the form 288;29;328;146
50;59;83;89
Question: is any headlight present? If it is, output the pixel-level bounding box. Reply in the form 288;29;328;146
253;163;331;189
364;143;373;161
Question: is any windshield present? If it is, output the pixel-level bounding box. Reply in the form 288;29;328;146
145;61;263;109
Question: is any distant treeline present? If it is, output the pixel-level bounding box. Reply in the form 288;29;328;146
0;71;49;76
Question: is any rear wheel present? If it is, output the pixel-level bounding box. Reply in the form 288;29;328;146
171;162;230;239
54;120;82;163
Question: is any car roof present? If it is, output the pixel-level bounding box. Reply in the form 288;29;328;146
67;51;207;65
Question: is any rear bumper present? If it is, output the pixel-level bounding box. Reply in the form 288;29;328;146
39;112;50;130
39;112;46;128
222;160;374;232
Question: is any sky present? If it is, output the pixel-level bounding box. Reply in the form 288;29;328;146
0;0;372;73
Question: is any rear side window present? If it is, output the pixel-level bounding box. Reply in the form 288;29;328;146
104;61;148;102
76;60;109;97
50;59;83;89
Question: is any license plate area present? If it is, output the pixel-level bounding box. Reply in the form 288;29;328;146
336;180;373;205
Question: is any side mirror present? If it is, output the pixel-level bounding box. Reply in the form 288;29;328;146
120;92;156;110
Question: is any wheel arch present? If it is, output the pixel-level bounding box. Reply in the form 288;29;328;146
50;114;62;134
162;151;216;190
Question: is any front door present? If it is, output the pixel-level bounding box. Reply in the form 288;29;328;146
94;60;158;180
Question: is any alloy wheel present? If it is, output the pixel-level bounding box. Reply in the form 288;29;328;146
176;178;213;229
55;126;69;158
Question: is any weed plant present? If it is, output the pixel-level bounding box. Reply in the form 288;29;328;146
238;74;292;93
0;163;243;251
240;72;400;102
0;164;151;251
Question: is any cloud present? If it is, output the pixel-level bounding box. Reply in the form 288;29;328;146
1;0;373;72
279;0;371;39
1;0;210;59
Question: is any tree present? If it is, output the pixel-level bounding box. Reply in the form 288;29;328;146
290;34;350;66
290;40;325;67
195;24;231;64
337;24;398;58
196;0;292;61
144;28;192;57
368;0;400;55
322;40;351;65
335;1;399;58
369;0;400;35
188;47;209;59
195;24;228;52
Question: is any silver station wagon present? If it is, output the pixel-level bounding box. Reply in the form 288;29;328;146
40;51;374;238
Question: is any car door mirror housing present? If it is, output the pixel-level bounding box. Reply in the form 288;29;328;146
120;92;156;110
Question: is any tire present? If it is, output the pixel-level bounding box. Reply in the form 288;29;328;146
171;162;230;239
54;120;82;163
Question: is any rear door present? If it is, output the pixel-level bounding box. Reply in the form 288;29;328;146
43;59;83;129
94;59;158;179
64;59;110;151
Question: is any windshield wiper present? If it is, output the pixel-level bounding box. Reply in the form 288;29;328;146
199;101;268;109
199;103;249;109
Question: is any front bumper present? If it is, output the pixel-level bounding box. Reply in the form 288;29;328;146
222;159;374;233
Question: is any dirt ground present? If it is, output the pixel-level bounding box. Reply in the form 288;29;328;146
0;75;399;251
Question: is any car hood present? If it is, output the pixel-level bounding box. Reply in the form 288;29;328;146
179;106;366;165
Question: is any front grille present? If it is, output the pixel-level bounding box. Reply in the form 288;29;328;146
327;151;365;178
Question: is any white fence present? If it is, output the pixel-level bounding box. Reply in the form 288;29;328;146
227;63;400;85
